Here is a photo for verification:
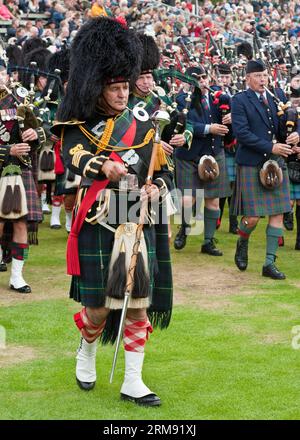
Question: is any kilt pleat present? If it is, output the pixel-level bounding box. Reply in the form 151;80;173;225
290;181;300;201
232;164;291;216
225;152;236;183
22;169;42;222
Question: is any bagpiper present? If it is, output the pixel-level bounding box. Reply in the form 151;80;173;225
52;17;173;406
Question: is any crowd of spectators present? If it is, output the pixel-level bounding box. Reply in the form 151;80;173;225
0;1;299;55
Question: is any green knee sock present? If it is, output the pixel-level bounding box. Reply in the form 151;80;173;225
238;220;257;241
264;225;283;266
204;207;220;244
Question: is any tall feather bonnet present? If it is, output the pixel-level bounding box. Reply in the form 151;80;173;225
57;17;143;121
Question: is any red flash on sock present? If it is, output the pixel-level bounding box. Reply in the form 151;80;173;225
123;318;153;352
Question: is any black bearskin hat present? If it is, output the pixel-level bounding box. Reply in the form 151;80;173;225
57;17;143;122
42;48;70;101
237;41;253;60
21;47;51;89
22;37;47;58
5;45;23;70
23;47;50;71
138;33;160;73
47;48;70;84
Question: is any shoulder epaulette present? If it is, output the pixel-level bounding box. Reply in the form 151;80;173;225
51;119;85;137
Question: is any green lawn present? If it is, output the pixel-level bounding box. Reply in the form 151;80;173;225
0;210;300;420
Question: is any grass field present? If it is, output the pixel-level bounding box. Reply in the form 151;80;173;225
0;210;300;420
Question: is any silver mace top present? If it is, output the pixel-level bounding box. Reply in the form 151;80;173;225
151;109;170;142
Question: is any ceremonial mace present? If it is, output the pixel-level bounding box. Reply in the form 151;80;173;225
109;108;170;383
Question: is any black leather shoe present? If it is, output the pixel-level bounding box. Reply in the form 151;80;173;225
174;225;189;250
201;239;223;256
0;261;7;272
283;211;294;231
50;224;62;230
121;392;161;407
262;263;286;280
295;239;300;250
234;238;248;271
76;377;95;391
10;284;31;293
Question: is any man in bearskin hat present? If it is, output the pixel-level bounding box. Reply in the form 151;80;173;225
172;64;231;254
232;59;300;279
128;33;174;158
128;33;160;113
128;33;177;229
0;56;43;292
52;17;173;407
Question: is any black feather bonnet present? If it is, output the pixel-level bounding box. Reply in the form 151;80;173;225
57;17;143;121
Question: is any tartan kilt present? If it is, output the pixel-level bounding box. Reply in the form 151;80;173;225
290;181;300;201
225;152;236;183
22;168;43;222
175;150;231;198
232;164;291;216
70;204;173;342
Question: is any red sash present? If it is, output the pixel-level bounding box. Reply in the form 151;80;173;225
66;151;123;275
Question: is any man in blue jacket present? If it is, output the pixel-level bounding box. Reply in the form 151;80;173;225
231;59;299;279
171;65;231;255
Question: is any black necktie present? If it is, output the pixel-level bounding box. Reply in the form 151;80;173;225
259;93;269;107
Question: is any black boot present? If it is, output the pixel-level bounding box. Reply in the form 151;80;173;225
229;215;238;234
201;238;223;256
283;211;294;231
234;238;248;271
0;261;7;272
174;224;189;250
262;261;286;280
174;208;192;251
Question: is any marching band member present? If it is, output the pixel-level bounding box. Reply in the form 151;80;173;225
52;17;173;406
232;59;300;279
173;65;231;254
0;57;43;292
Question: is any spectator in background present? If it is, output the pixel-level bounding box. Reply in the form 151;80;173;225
24;20;34;38
16;25;27;44
90;0;108;17
0;0;15;19
7;0;21;17
28;0;40;12
35;18;45;37
7;18;20;38
19;0;29;14
48;1;66;28
39;1;48;13
30;25;40;38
